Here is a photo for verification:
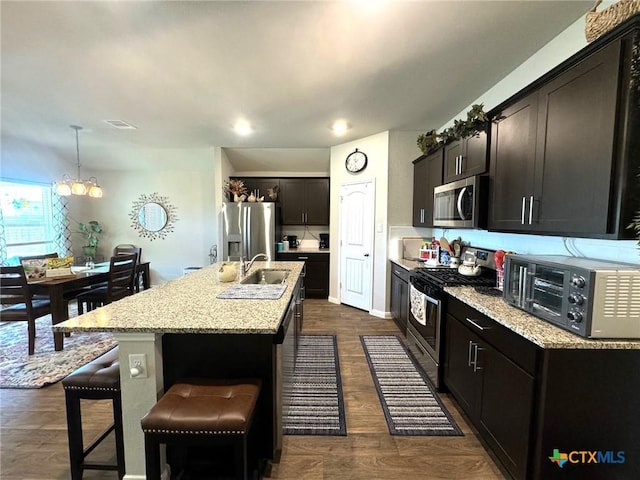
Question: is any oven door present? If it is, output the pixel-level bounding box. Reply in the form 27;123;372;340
408;277;441;360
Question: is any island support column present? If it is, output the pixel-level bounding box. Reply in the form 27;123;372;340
114;333;166;480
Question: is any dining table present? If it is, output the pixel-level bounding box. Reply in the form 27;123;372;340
29;261;150;351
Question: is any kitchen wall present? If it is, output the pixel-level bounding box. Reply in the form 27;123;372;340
388;7;640;268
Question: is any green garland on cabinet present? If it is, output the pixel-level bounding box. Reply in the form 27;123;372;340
417;104;488;155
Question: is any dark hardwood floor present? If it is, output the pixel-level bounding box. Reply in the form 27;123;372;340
0;299;506;479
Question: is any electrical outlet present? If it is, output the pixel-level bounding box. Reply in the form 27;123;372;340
129;353;147;378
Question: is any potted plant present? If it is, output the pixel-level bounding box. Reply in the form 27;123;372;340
73;220;103;257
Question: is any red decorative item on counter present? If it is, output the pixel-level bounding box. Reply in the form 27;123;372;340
494;250;506;291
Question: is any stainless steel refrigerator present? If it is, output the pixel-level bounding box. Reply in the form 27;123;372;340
221;202;280;262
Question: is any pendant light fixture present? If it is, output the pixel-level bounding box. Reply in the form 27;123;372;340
54;125;103;198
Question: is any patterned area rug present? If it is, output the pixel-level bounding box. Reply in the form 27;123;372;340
283;335;347;436
360;335;462;436
0;306;117;389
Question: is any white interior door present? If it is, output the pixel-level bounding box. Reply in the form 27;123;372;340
339;180;374;311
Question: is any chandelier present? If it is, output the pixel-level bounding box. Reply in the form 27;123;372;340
54;125;103;198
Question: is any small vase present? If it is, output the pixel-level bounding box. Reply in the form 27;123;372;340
82;245;97;257
234;194;246;203
247;193;256;202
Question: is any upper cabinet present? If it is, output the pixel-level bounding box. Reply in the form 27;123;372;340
413;149;443;228
488;18;640;239
280;178;330;225
443;131;488;183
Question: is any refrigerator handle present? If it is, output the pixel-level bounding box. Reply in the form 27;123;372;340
242;206;250;259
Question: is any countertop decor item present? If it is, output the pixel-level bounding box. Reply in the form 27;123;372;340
129;192;178;241
585;0;640;42
217;263;238;283
54;125;103;198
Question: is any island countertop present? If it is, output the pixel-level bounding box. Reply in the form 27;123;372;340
52;261;304;335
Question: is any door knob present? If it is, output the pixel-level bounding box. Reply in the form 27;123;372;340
364;253;370;257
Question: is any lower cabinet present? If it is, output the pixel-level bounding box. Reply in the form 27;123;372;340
444;297;536;480
444;295;640;479
277;252;329;298
390;261;409;336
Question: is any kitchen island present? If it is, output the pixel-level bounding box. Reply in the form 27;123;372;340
53;261;305;480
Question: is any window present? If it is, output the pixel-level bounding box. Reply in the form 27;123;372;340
0;180;58;264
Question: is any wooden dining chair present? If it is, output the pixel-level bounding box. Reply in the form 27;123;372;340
0;266;52;355
76;254;138;314
113;245;143;292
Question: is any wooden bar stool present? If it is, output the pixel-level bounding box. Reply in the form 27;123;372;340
141;379;262;480
62;347;124;479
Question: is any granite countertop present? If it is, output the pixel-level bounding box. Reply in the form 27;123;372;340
280;246;329;254
53;261;304;335
390;258;425;270
445;286;640;350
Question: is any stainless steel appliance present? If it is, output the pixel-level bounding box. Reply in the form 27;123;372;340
221;202;281;261
407;247;497;389
433;175;488;228
504;254;640;338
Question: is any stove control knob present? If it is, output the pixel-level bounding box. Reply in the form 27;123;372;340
567;311;583;323
568;293;584;305
571;275;586;288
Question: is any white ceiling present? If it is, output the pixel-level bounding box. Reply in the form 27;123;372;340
1;1;593;171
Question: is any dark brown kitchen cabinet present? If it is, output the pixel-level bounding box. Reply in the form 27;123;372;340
445;293;640;479
280;178;329;226
412;149;443;227
443;131;488;183
276;252;329;298
488;18;640;239
389;261;409;336
444;297;536;480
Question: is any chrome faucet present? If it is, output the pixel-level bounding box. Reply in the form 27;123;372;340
240;253;268;277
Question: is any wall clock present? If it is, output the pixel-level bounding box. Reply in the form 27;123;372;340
345;148;368;173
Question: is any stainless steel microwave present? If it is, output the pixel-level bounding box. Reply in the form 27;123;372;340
504;254;640;338
433;176;488;228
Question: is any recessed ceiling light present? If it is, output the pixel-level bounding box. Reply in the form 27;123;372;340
332;120;349;136
104;120;137;130
234;120;253;136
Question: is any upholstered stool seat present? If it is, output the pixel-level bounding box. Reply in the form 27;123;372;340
141;379;262;480
62;347;124;479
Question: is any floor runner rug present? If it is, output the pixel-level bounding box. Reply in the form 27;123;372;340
360;335;462;436
283;334;347;436
0;309;117;389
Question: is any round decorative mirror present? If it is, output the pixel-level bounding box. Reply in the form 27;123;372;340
138;202;167;232
130;192;178;241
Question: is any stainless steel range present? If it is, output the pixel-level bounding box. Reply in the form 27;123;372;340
406;247;497;390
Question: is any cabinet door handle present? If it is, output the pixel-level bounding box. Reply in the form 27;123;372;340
467;341;474;367
521;196;526;225
528;196;534;225
473;345;484;373
465;317;487;331
298;256;308;260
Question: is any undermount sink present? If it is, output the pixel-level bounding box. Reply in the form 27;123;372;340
240;269;289;285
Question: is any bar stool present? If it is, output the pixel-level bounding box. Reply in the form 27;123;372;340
62;347;125;479
141;379;262;480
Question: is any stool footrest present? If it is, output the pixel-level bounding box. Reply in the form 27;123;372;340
83;424;116;459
